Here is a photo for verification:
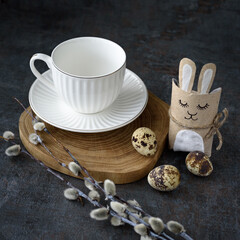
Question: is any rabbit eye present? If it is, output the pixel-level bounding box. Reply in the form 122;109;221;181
179;99;189;108
197;103;209;110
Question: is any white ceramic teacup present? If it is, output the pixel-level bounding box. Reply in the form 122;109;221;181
30;37;126;114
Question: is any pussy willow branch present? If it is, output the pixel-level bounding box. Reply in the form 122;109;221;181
14;98;192;240
4;139;167;240
4;137;158;237
3;137;136;227
35;135;170;240
34;131;171;239
22;149;92;203
28;135;169;240
20;148;138;228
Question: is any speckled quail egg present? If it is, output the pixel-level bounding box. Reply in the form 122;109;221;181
131;127;157;156
148;165;180;191
185;151;213;176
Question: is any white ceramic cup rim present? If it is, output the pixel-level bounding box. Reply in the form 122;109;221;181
50;37;126;79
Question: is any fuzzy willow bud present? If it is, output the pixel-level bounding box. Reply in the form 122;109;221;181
64;188;78;200
32;119;38;126
90;208;109;220
149;217;164;234
127;199;140;213
134;223;147;236
68;162;81;176
140;235;154;240
110;216;124;226
129;213;142;224
3;131;15;140
29;133;39;145
32;116;42;125
127;199;140;207
104;179;116;196
167;220;185;234
142;216;149;224
88;190;100;202
84;178;96;191
33;122;45;131
110;201;126;214
5;145;21;156
118;212;127;218
35;115;42;121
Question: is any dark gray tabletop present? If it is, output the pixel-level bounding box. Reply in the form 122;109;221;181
0;1;239;240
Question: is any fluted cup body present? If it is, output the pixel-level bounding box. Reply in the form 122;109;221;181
52;63;125;113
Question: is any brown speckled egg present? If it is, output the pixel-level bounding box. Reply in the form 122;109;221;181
131;127;157;156
185;151;213;176
148;165;180;191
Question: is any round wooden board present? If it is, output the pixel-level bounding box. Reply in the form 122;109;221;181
19;92;169;184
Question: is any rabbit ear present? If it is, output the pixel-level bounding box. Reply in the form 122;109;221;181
179;58;196;92
197;63;216;94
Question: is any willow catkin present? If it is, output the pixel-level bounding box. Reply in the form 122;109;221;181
68;162;81;176
35;115;42;122
126;199;140;213
3;131;15;140
167;220;185;234
134;223;147;236
90;208;109;220
104;179;116;196
63;188;78;200
84;178;96;191
5;145;21;156
140;235;154;240
110;201;126;214
29;133;39;145
88;190;100;202
142;216;149;224
118;212;127;218
149;217;164;234
127;199;140;206
110;216;124;226
129;213;142;224
33;122;45;131
32;115;42;126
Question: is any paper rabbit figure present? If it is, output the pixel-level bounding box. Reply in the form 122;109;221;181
168;58;228;157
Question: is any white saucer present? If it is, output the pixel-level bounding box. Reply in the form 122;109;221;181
29;69;148;133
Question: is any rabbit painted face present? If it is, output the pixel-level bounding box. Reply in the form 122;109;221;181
170;58;222;128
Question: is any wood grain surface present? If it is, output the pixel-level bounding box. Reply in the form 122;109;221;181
19;92;169;184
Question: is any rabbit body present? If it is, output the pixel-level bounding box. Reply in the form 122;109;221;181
168;58;222;157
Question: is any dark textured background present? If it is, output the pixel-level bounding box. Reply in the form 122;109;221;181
0;1;239;240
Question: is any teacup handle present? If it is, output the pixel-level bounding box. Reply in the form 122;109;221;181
30;53;54;89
